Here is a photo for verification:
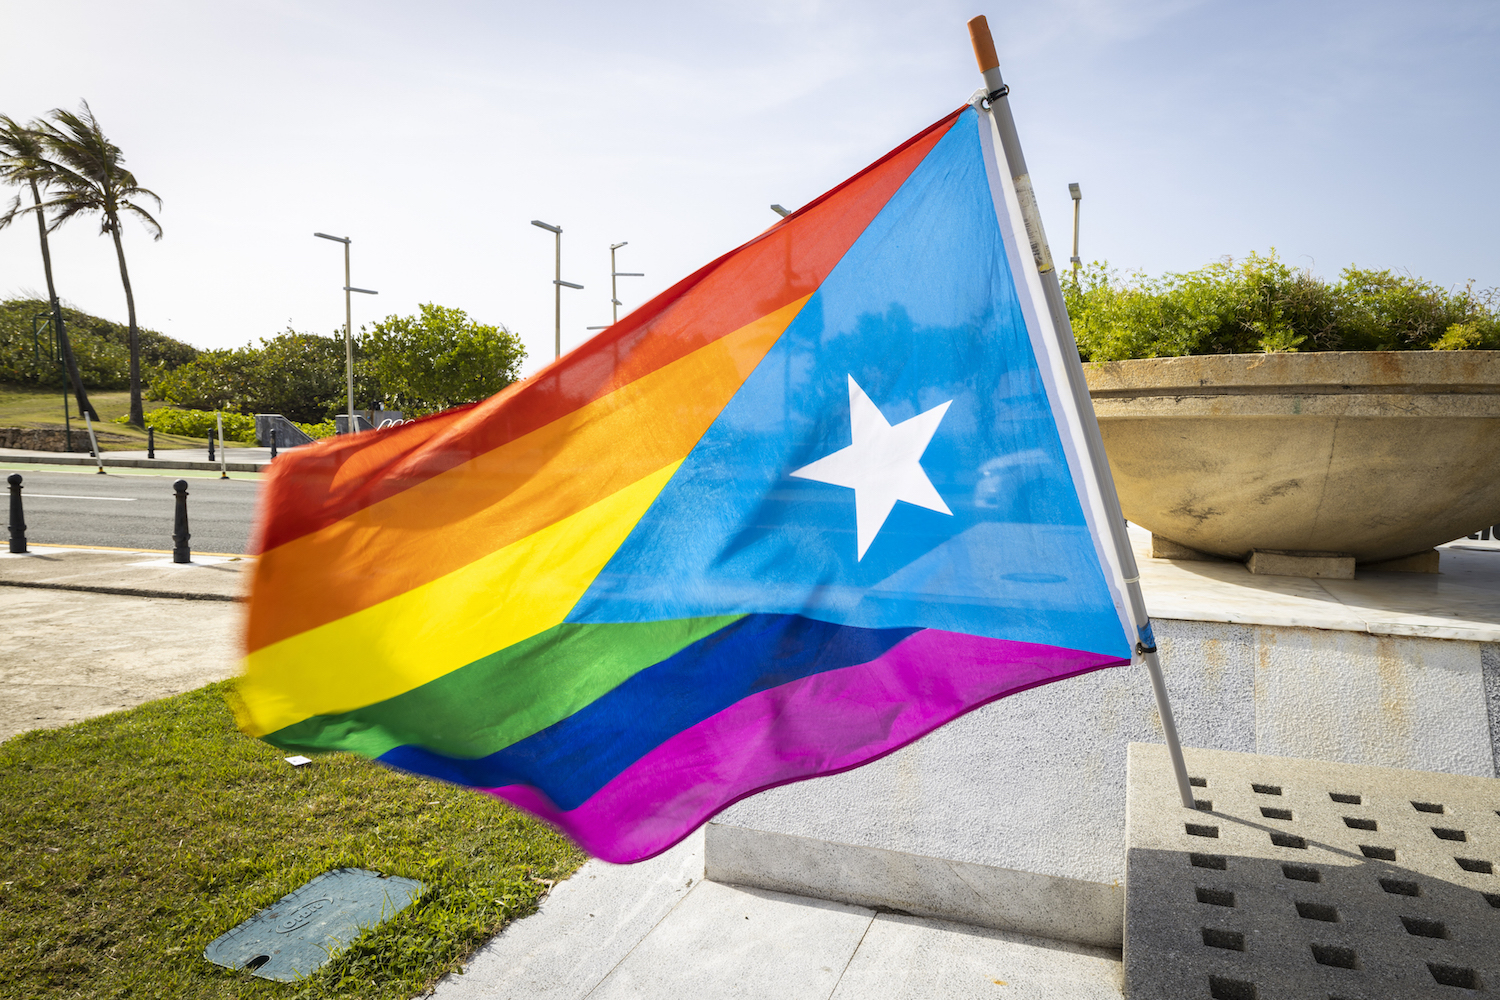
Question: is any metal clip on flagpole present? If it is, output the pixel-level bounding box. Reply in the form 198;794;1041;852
967;15;1196;810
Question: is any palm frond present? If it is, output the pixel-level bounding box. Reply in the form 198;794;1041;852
0;115;58;188
26;187;104;234
0;192;45;231
30;158;99;194
120;200;163;240
120;184;162;211
43;198;98;235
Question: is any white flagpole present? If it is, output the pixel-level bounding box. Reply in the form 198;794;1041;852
967;15;1195;810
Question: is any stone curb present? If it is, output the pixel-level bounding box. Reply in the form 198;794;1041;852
0;453;268;473
0;580;242;602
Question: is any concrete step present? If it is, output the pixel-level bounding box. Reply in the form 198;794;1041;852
431;830;1123;1000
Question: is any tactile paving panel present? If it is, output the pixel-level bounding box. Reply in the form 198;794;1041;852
203;867;424;981
1126;744;1500;999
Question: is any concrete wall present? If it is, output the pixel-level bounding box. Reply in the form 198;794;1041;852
706;619;1498;942
254;414;314;448
0;426;117;452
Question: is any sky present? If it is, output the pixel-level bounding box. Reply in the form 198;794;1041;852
2;0;1497;376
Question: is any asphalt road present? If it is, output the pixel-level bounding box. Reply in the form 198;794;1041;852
4;467;260;555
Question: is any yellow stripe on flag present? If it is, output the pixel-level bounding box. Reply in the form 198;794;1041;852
238;462;680;737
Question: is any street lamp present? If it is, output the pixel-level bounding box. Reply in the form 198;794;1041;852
587;242;646;332
1068;183;1082;274
531;220;582;359
313;232;378;433
770;204;791;218
608;242;644;324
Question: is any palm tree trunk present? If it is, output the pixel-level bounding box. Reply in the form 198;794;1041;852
30;179;97;420
108;217;144;427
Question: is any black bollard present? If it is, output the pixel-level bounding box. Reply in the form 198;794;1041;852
7;473;25;555
270;427;278;460
172;479;191;564
147;426;155;459
207;434;215;463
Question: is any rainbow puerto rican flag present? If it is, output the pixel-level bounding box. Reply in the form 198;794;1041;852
238;101;1142;863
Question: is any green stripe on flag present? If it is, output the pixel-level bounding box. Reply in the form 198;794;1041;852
262;615;744;760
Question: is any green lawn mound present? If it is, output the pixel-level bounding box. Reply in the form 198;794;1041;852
0;682;584;998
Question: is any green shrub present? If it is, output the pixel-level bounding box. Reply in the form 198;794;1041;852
1064;253;1500;360
148;331;360;423
114;408;333;444
117;407;258;443
150;305;526;423
364;304;525;416
298;418;336;439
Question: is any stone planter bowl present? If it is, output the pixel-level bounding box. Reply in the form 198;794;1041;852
1083;351;1500;565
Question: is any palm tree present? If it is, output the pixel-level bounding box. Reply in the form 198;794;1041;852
0;115;98;420
31;102;162;427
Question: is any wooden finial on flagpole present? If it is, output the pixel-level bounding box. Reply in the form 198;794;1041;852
967;16;998;69
967;16;1005;99
966;13;1197;811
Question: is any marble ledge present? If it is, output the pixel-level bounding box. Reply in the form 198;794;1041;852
1130;524;1500;642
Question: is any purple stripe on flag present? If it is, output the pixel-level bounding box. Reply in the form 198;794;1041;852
484;628;1125;862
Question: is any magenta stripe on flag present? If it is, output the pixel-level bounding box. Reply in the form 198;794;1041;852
483;629;1125;862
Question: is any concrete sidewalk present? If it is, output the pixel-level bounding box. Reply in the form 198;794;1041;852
0;544;248;600
0;546;249;741
430;831;1124;1000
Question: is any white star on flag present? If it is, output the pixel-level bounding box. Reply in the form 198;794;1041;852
791;375;953;560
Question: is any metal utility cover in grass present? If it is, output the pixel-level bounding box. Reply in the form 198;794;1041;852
203;868;424;981
1126;744;1500;1000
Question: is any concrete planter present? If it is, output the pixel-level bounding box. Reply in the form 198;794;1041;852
1083;351;1500;565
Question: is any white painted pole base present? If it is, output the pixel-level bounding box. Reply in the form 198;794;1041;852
82;412;104;474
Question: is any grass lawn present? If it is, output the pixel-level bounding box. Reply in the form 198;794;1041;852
0;385;254;451
0;682;585;998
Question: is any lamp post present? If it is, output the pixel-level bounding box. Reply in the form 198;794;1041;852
313;232;378;433
609;242;644;324
770;204;791;218
587;242;646;332
532;220;582;359
1068;183;1082;274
